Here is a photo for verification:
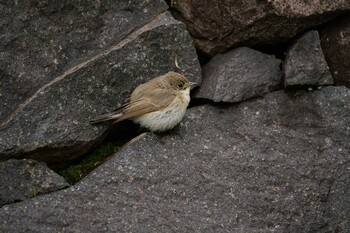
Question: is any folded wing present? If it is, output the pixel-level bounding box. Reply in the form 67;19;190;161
90;89;176;124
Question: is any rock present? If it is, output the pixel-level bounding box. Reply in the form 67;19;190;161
194;47;282;102
170;0;350;56
0;86;349;232
0;0;168;123
320;14;350;86
0;6;201;168
283;30;333;87
0;159;69;207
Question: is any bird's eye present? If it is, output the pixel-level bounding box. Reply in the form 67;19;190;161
178;82;184;89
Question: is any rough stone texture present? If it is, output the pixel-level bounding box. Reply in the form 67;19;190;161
0;0;168;123
0;6;201;168
320;14;350;87
283;30;334;87
0;86;349;232
194;47;282;102
170;0;350;56
0;159;69;207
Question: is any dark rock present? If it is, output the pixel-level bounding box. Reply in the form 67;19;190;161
0;159;69;207
194;47;282;102
0;0;168;123
170;0;350;56
0;9;201;168
283;30;333;87
320;14;350;87
0;86;349;232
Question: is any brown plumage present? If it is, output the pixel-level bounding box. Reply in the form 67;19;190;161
90;72;194;132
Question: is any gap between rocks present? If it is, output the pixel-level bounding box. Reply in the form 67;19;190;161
57;86;281;185
56;92;212;185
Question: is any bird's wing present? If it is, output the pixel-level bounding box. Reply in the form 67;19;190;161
116;90;176;122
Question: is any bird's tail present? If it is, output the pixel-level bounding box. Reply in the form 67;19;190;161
90;111;123;124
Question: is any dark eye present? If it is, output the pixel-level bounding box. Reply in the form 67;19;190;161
178;82;184;89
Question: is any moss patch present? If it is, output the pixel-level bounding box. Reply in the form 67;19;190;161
59;141;124;184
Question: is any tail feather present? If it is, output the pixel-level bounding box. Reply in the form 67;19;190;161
90;112;123;124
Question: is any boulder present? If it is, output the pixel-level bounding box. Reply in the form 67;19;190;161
283;30;333;87
0;3;201;168
320;14;350;86
170;0;350;56
194;47;282;102
0;86;349;232
0;159;69;207
0;0;168;123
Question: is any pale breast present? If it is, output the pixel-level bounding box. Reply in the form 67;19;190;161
178;88;190;105
132;90;190;132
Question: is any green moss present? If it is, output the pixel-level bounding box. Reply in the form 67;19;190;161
59;141;124;184
31;187;40;197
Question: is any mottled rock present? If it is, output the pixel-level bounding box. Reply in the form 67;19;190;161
0;0;168;123
0;159;69;207
170;0;350;56
283;30;333;87
0;9;201;168
0;86;349;232
320;14;350;86
194;47;282;102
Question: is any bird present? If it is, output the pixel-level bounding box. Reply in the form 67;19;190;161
90;71;195;132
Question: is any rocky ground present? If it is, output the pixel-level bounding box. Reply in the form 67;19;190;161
0;0;349;232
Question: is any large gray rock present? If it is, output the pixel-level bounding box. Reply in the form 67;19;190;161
0;159;69;207
0;5;201;168
0;86;349;232
283;30;333;87
194;47;282;102
170;0;350;56
0;0;168;123
320;14;350;86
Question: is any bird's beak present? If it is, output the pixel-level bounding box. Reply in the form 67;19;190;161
189;82;197;90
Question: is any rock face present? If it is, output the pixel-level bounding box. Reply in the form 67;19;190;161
171;0;350;56
0;86;349;232
0;0;168;123
194;47;282;102
320;14;350;86
0;2;201;168
0;159;69;207
283;30;333;87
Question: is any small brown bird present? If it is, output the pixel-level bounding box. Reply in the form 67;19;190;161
90;72;195;132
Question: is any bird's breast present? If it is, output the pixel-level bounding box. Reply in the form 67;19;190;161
177;88;190;105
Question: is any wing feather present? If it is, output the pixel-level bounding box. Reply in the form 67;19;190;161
116;89;176;122
90;87;176;124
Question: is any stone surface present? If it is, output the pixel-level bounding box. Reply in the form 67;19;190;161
0;86;349;232
0;159;69;207
0;7;201;168
320;14;350;86
0;0;168;123
194;47;282;102
170;0;350;56
283;30;333;87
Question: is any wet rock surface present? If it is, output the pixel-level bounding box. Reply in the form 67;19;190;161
0;86;349;232
283;30;333;87
0;8;201;167
171;0;350;55
0;159;69;207
194;47;282;102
